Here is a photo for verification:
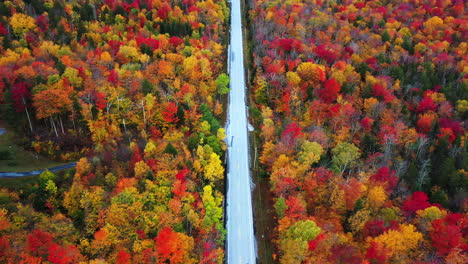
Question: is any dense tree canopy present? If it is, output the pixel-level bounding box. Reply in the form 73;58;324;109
250;0;467;262
0;0;229;262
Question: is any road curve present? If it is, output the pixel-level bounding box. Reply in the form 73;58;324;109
225;0;257;263
0;162;77;177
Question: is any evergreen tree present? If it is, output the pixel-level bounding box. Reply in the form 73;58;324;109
163;142;178;156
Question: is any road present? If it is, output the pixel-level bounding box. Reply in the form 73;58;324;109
225;0;257;263
0;162;77;177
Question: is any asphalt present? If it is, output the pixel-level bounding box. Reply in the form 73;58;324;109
225;0;257;262
0;162;77;177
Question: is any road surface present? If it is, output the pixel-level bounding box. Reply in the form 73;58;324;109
0;162;77;177
225;0;256;263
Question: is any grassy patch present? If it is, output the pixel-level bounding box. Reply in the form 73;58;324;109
0;168;75;193
0;124;66;172
0;175;38;191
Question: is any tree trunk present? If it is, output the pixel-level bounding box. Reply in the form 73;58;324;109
71;113;77;133
25;107;33;133
50;117;58;137
59;116;65;134
22;97;33;133
141;99;146;126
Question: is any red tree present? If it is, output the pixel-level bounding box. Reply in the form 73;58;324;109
402;191;431;216
108;69;119;85
431;213;466;256
95;92;107;110
157;3;172;19
116;249;131;264
329;244;363;264
416;97;438;112
369;167;398;192
362;219;386;238
27;229;54;257
11;82;31;112
365;242;389;264
318;78;340;103
154;227;190;264
281;122;302;146
162;102;179;123
308;233;325;251
47;244;83;264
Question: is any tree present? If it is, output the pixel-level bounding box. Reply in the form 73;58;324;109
201;185;224;234
363;220;387;238
163;142;178;156
369;167;398;193
154;227;195;264
286;220;321;242
116;249;131;264
32;80;73;136
329;244;363;264
204;152;224;183
279;220;322;263
47;244;83;264
372;224;423;258
11;81;33;132
296;62;325;83
365;242;389;264
367;186;387;209
62;68;83;87
9;13;37;36
318;79;341;103
281;123;302;147
431;214;465;256
141;79;154;95
27;229;54;257
402;191;431;217
162;102;179;124
216;73;230;95
297;140;323;167
285;195;306;219
331;142;361;176
274;197;288;219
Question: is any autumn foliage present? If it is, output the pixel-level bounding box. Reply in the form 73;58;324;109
0;0;229;262
250;0;467;262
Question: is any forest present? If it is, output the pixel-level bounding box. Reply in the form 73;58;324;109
0;0;466;263
0;0;230;263
248;0;467;263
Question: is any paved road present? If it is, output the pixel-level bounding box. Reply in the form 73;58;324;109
225;0;257;263
0;162;77;177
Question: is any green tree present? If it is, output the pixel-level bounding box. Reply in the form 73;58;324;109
216;73;230;95
331;142;361;176
279;220;322;263
163;142;178;156
201;185;225;239
286;220;321;241
274;196;288;218
141;79;154;95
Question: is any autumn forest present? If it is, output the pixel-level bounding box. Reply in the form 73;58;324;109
0;0;466;263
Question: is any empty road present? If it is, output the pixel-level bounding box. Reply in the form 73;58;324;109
225;0;256;263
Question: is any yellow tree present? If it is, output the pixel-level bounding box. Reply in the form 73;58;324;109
368;186;387;210
279;220;322;263
296;62;325;83
297;140;323;167
9;13;36;36
371;224;423;261
204;152;224;183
